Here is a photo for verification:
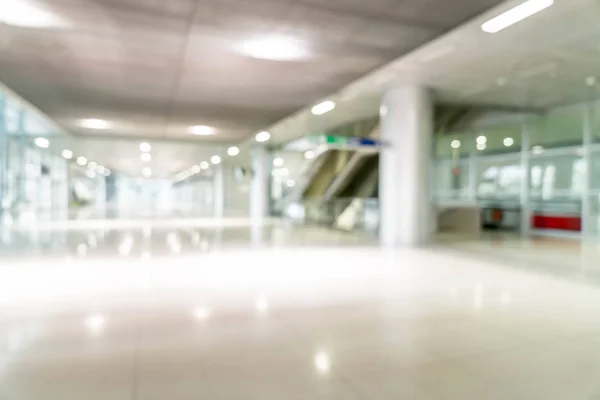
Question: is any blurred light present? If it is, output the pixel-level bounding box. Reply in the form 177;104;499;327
481;0;553;33
119;235;133;256
194;307;211;320
104;169;111;177
272;168;289;177
586;76;597;87
504;137;514;147
496;77;508;86
211;155;221;165
191;165;201;174
450;140;461;149
76;156;87;166
273;157;284;167
34;137;49;148
80;118;109;130
0;0;66;28
311;100;335;115
96;165;106;174
86;169;96;178
286;179;296;188
142;167;152;178
88;161;98;169
77;243;87;256
255;131;271;143
255;295;269;312
314;352;331;373
239;36;308;61
189;125;215;136
200;161;209;170
141;153;151;162
476;136;487;145
227;146;240;156
476;143;487;151
304;150;316;160
62;149;73;159
84;315;106;334
532;145;544;154
140;142;151;153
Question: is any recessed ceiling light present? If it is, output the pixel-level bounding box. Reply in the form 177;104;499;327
86;169;96;178
80;118;109;130
503;137;514;147
481;0;553;33
532;145;544;154
140;142;151;153
476;143;487;151
210;155;221;165
142;167;152;178
239;36;308;61
61;149;73;159
273;157;284;167
88;161;98;169
191;165;201;174
255;131;271;143
141;153;151;162
34;137;49;148
76;156;87;166
96;166;106;174
189;125;215;136
311;100;336;116
1;0;66;28
304;150;316;160
227;146;240;156
476;136;487;144
200;161;209;170
451;140;461;149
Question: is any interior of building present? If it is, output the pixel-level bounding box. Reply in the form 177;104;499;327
3;0;600;398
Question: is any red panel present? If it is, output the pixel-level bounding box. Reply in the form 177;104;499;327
532;215;582;231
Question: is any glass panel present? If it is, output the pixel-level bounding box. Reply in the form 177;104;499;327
530;105;583;148
473;123;522;155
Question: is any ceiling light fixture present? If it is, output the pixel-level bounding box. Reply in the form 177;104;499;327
141;153;151;162
476;136;487;144
189;125;215;136
80;118;109;130
200;161;209;170
503;137;514;147
227;146;240;156
311;100;335;116
532;145;544;154
255;131;271;143
142;167;152;178
476;143;487;151
34;137;49;148
88;161;98;170
273;157;284;167
210;155;221;165
61;149;73;159
304;150;316;160
96;166;106;175
481;0;554;33
0;0;66;28
191;165;201;174
104;169;111;177
139;142;151;153
76;156;87;166
451;140;461;149
239;36;308;61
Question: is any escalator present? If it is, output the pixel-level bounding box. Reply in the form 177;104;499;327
303;150;354;198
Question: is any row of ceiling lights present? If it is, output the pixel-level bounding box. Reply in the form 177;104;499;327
450;135;515;151
34;137;110;177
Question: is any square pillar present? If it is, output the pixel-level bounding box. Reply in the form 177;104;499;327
250;146;270;220
379;85;434;247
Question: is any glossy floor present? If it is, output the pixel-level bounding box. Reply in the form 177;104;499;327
1;219;600;399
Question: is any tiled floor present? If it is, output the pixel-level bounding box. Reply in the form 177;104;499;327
2;218;600;399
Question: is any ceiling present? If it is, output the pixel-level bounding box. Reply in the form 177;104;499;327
0;0;505;147
261;0;600;146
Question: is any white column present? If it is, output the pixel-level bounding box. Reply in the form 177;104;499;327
520;119;532;236
379;85;433;247
213;164;224;218
250;146;270;220
0;94;6;217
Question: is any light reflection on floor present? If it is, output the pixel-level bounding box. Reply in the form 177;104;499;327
1;218;600;399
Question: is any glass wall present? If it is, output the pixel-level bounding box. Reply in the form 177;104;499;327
433;102;596;236
0;85;95;223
